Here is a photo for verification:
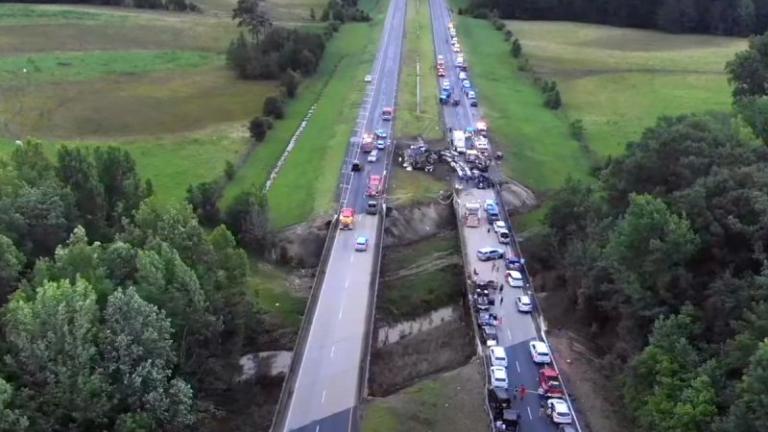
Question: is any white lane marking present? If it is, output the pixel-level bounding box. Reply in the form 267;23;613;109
515;361;520;373
350;254;355;263
507;329;512;340
338;301;345;320
345;278;350;289
316;425;320;432
321;390;327;403
527;406;532;420
330;345;336;358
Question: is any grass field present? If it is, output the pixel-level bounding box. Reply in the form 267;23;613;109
248;261;307;330
395;0;442;140
362;360;488;432
508;21;746;155
388;168;446;206
454;15;591;192
0;3;277;203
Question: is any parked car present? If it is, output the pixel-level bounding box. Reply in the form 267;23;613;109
477;247;505;261
364;74;372;83
488;387;511;416
516;295;533;312
351;160;361;172
462;79;471;88
529;341;552;364
547;399;573;424
493;221;507;233
495;409;521;432
376;139;386;150
489;346;508;367
459;71;467;80
557;425;578;432
496;228;511;244
354;236;369;252
505;270;524;288
482;325;498;346
441;79;451;90
539;367;565;398
490;366;509;389
367;149;379;163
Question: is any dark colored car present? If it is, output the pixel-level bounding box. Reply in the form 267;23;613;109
477;311;498;327
366;200;378;215
481;325;498;346
489;387;511;418
351;160;361;172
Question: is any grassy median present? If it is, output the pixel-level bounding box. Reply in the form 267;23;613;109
395;0;442;140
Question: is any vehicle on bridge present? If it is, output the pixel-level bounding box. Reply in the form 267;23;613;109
437;67;446;77
452;130;466;153
505;269;524;288
366;200;379;215
375;129;388;139
362;133;375;152
340;208;355;230
493;410;521;432
547;398;573;424
477;247;504;261
481;325;498;346
488;345;508;367
366;175;383;197
538;367;565;398
381;107;393;121
516;295;533;312
367;149;379;163
530;341;552;364
464;201;480;227
484;199;500;222
354;236;369;252
488;387;512;417
476;120;488;136
440;89;451;105
490;366;509;389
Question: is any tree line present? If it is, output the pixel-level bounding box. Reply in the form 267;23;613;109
1;0;200;12
465;0;768;36
525;34;768;431
0;142;271;431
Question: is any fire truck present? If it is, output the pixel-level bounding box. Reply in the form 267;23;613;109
339;207;355;229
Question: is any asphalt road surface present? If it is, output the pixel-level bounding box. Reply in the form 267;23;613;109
429;0;578;430
280;0;406;431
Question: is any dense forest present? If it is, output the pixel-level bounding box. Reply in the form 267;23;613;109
0;142;272;431
0;0;200;11
525;35;768;431
465;0;768;36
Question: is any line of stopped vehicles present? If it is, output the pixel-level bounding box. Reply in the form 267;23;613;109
442;20;576;432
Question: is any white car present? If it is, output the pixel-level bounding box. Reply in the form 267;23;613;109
529;341;552;364
450;28;456;37
488;346;508;367
516;295;533;313
364;74;372;83
462;79;471;88
458;71;467;80
489;366;509;388
496;228;510;244
441;79;451;90
493;220;507;233
453;45;461;53
367;149;378;162
547;399;573;424
505;270;524;288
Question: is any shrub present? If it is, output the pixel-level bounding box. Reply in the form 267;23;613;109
544;89;562;110
263;96;284;119
511;38;522;58
472;8;489;19
570;119;585;142
249;117;268;142
224;160;236;180
281;71;300;98
517;57;531;72
503;29;513;41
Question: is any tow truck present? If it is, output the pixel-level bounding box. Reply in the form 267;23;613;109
538;367;565;398
339;207;355;229
366;175;382;197
381;107;393;121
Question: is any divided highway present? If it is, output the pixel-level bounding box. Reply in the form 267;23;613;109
273;0;406;431
428;0;583;431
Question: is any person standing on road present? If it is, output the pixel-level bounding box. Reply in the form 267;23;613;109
512;385;519;400
519;384;527;399
499;296;504;305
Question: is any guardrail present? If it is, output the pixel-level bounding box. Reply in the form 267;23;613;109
270;214;340;432
452;188;495;432
492;182;585;432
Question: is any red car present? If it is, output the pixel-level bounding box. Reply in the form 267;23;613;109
538;367;565;398
437;67;446;77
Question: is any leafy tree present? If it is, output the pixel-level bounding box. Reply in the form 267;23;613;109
726;33;768;100
9;141;54;186
56;146;108;239
263;95;285;119
3;279;112;431
249;116;268;142
735;96;768;144
720;341;768;431
224;189;271;254
186;180;222;227
281;70;300;98
8;183;78;258
0;377;28;432
310;6;316;20
232;0;272;42
569;118;585;142
543;88;562;109
0;234;24;303
224;160;236;180
93;147;150;231
103;287;196;430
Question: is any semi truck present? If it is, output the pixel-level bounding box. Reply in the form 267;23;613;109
452;130;466;153
362;133;375;152
465;201;480;227
366;175;383;197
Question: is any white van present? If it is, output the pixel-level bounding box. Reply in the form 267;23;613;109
496;228;510;244
367;149;379;163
